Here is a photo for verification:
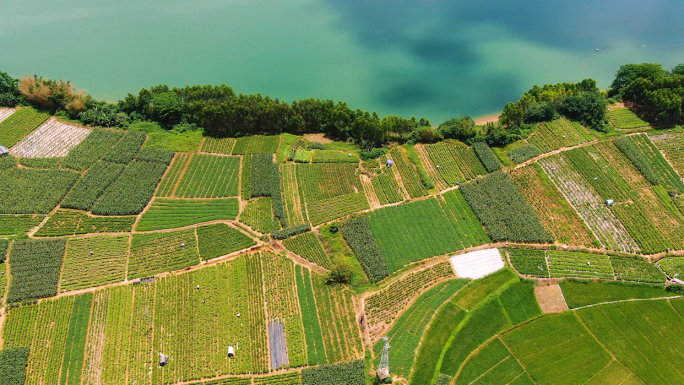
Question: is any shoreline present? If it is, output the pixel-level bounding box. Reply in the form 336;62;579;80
473;112;501;125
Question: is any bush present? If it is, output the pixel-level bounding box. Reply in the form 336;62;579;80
558;92;608;131
272;223;311;239
309;141;326;150
360;148;387;160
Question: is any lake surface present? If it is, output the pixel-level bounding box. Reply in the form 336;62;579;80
2;0;684;123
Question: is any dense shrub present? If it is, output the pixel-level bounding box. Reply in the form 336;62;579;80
7;238;66;303
0;346;31;385
272;224;311;239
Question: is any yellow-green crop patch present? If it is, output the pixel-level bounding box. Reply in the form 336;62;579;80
607;108;650;129
0;108;49;147
35;210;135;237
61;235;129;292
157;154;240;198
127;229;199;279
136;198;239;231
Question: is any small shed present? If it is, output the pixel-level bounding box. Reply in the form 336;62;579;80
228;346;235;357
606;199;615;206
386;159;394;168
0;145;8;156
160;354;168;366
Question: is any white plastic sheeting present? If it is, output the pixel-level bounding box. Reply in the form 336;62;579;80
449;248;504;279
12;118;90;158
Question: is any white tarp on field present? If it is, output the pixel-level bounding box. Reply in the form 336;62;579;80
0;108;15;124
449;248;504;279
12;118;90;158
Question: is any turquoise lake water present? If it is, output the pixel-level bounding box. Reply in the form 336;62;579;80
2;0;684;122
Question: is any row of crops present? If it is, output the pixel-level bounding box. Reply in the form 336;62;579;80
508;249;668;284
364;262;454;339
156;153;240;198
1;251;364;384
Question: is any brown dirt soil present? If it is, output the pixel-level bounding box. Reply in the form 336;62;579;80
474;112;502;125
535;283;568;313
303;133;334;143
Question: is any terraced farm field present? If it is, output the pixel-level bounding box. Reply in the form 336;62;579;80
5;114;684;385
0;108;49;147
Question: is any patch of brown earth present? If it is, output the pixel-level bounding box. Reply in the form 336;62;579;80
535;283;569;313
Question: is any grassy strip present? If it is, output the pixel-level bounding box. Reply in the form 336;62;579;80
559;280;672;309
59;293;93;385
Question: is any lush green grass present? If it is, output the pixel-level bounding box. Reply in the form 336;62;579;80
503;311;611;385
318;223;368;290
439;298;511;377
0;108;49;147
311;149;359;163
455;338;533;385
60;235;129;291
611;256;667;284
0;167;79;214
497;281;542;325
559;280;672;309
7;238;66;303
136;198;239;231
409;303;465;384
59;293;93;385
295;265;327;366
131;121;203;152
508;249;549;277
373;280;467;380
127;229;200;279
0;214;44;236
196;223;256;260
507;143;541;164
579;300;684;383
301;359;365;385
453;269;517;310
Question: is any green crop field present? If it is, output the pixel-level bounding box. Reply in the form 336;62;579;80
127;229;200;279
35;210;135;236
196;223;256;260
60;235;129;291
157;154;240;198
136;198;239;231
607;108;650;129
0;108;50;147
7;106;684;385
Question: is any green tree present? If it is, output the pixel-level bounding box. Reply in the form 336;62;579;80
611;63;665;95
438;115;476;141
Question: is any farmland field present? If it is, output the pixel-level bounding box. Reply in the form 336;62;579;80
201;136;236;154
423;140;486;186
157;154;240;198
62;128;124;170
560;281;671;308
196;223;256;260
510;164;596;246
12;118;91;158
651;130;684;174
136;198;239;231
461;172;553;243
365;197;479;273
102;130;146;164
0;167;79;214
539;154;639;252
231;135;280;154
388;147;427;198
0;214;45;236
607;108;650;129
528;118;593;153
280;164;308;226
127;229;200;279
240;197;277;233
311;149;359;163
283;231;332;269
35;210;135;236
0;108;50;147
371;170;405;205
60;235;129;291
61;161;126;211
91;160;169;215
6;238;66;303
372;279;467;380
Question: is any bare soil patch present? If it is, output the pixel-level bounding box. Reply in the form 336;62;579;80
303;133;334;143
474;112;501;125
535;283;568;313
